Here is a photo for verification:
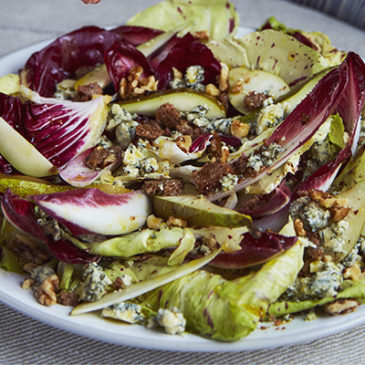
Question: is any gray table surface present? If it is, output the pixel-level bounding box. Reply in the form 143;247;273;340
0;0;365;363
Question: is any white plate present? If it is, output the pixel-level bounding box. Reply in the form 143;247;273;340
1;27;365;353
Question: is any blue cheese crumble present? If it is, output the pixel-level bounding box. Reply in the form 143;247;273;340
290;197;330;232
101;302;144;324
148;307;186;335
284;262;343;300
220;173;239;191
170;65;205;91
78;263;112;302
247;143;284;172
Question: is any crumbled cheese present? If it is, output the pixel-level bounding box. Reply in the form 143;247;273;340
169;65;205;91
322;220;350;254
247;143;284;172
79;263;112;302
184;105;210;127
148;307;186;335
102;302;144;324
54;79;77;100
205;118;234;135
220;173;239;191
31;264;56;288
283;262;343;301
247;154;264;172
255;103;285;134
106;104;137;131
140;157;159;174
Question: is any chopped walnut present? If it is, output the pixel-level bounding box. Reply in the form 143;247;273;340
201;236;218;250
167;216;187;227
324;299;358;315
57;290;80;306
230;82;243;94
193;30;210;42
21;278;35;290
119;66;158;99
343;264;361;281
147;214;166;230
219;63;229;92
172;67;183;80
230;119;250;138
35;274;59;306
174;135;192;153
205;83;220;97
294;218;307;237
330;203;350;223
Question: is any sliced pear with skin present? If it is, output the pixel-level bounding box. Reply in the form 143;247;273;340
74;64;111;91
229;67;290;114
322;180;365;263
0;117;55;177
119;89;225;118
153;195;251;228
0;173;129;197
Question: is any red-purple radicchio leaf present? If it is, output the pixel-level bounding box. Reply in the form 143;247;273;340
0;189;97;264
29;188;151;236
210;231;297;269
236;181;291;218
189;133;213;153
110;25;163;46
334;52;365;155
0;89;108;172
104;40;156;92
210;63;346;201
22;25;162;96
149;33;222;89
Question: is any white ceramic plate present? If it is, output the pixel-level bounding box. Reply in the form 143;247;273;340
1;27;365;353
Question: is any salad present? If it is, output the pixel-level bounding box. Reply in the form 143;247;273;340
0;0;365;342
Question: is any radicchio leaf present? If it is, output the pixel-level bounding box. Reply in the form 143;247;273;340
29;188;151;236
236;181;291;218
150;33;222;89
0;87;109;175
1;189;97;264
210;59;347;201
110;25;163;46
104;40;156;92
210;231;297;269
21;25;162;96
334;52;365;155
58;148;116;187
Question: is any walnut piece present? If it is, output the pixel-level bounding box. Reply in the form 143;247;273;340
294;218;307;237
343;264;361;281
167;216;187;228
21;278;35;290
57;290;80;306
119;66;158;100
34;274;59;306
324;299;358;315
147;215;166;230
230;119;250;138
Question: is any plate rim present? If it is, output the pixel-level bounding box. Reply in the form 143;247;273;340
0;25;365;353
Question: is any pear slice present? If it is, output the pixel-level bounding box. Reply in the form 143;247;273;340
229;66;290;114
0;117;55;177
119;89;225;118
153;195;251;228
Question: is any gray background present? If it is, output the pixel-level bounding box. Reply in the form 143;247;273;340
0;0;365;363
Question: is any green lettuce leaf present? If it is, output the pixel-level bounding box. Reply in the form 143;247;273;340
140;223;304;341
126;0;239;41
269;279;365;317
